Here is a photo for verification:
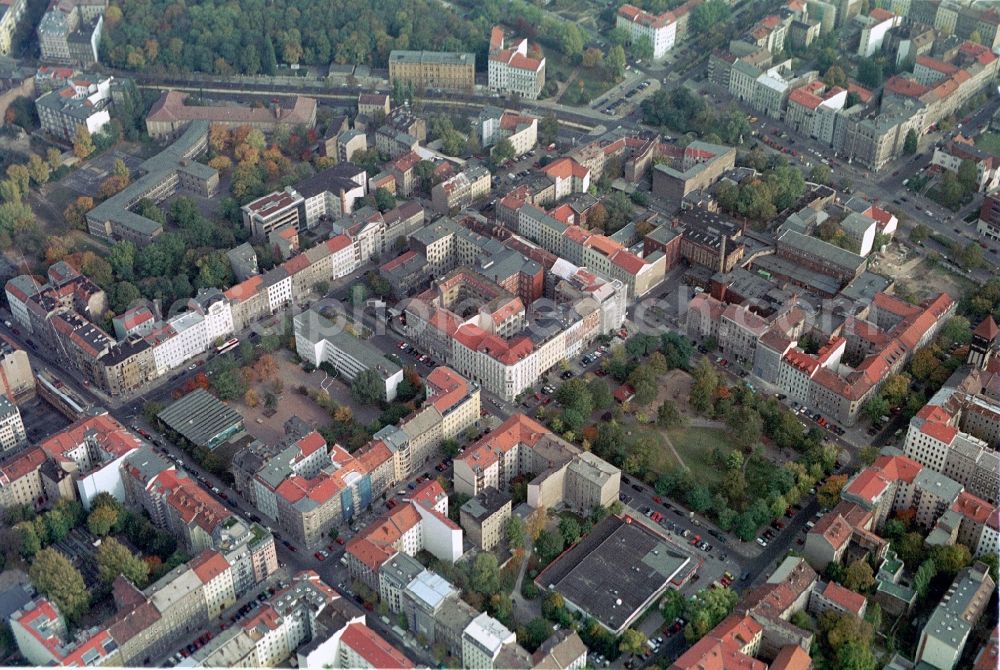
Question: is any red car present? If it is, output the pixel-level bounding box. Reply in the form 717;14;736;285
314;551;327;561
653;496;662;504
335;537;345;545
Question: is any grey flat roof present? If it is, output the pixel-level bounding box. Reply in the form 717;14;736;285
536;516;690;634
158;388;244;448
389;50;475;67
777;229;866;272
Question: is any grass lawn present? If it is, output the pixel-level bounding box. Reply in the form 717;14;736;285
547;50;617;105
665;426;738;488
975;132;1000;155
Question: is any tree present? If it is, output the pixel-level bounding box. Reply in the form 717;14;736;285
606;45;626;81
818;474;848;509
87;505;118;536
374;187;396;212
97;537;150;587
810;164;832;185
855;57;883;88
27;154;50;185
99;174;130;198
15;522;40;557
505;515;526;549
470;553;500;596
112;158;130;178
351;369;385;404
685;587;739;641
619;628;647;657
929;544;971;577
582;47;603;68
558;516;581;547
541;592;565;621
903;129;918;155
72;125;95;158
835;641;877;670
534;530;565;563
657;400;683;428
957;159;978;194
560;23;584;57
630;36;653;61
491;137;516;167
690;0;730;34
521;618;552;652
30;548;89;622
823;65;847;88
538;116;559;148
843;559;875;592
914;559;937;599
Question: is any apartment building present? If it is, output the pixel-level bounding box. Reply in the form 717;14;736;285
916;563;995;670
294;309;403;401
518;204;665;298
37;0;106;65
0;338;34;402
479;107;538;155
0;393;26;452
784;80;848;145
651;141;737;200
242;187;305;238
431;164;491;213
295;162;368;227
616;4;677;59
857;8;900;57
146;90;317;139
344;480;462;591
299;617;414;670
36;75;111;140
0;0;26;56
87;121;217;245
0;446;47;511
388;50;475;92
460;487;512;550
463;613;518;670
979;194;1000;242
488;26;546;100
185;571;337;668
454;413;620;513
931;134;1000;194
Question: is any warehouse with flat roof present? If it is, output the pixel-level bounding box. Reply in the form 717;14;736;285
157;388;244;450
534;515;692;635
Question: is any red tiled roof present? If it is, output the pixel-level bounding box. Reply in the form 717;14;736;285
821;581;866;616
975;316;999;341
769;645;812;670
40;415;140;465
426;366;471;414
190;549;230;584
340;623;414;669
0;446;46;483
951;491;996;525
224;275;263;302
869;7;894;21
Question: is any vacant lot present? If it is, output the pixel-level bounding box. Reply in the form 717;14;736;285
975;132;1000;155
237;350;378;443
666;426;738;488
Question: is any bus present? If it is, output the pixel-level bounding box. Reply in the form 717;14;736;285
215;337;239;354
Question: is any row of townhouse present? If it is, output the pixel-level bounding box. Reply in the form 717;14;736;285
401;264;626;402
614;1;702;60
344;479;588;670
487;26;546;100
687;290;956;426
11;547;277;667
231;366;480;548
517;203;666;299
8;418;279;667
6;221;364;398
454;412;621;514
0;413;279;586
241;163;368;238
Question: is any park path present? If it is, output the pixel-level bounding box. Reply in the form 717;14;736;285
510;546;540;622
